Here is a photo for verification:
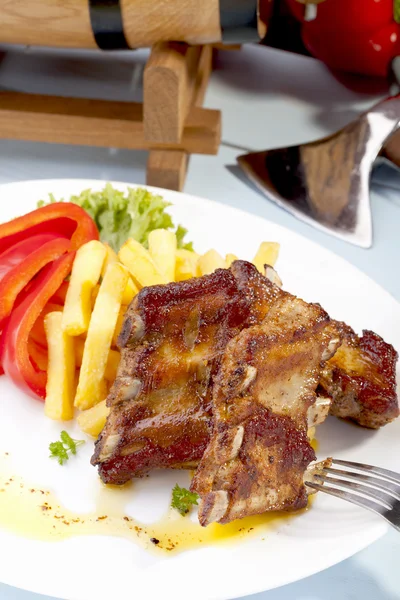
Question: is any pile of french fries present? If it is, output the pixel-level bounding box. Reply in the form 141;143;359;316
43;231;280;438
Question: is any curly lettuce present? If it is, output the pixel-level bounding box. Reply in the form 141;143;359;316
38;183;193;253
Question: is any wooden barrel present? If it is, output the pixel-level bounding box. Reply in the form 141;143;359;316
0;0;270;49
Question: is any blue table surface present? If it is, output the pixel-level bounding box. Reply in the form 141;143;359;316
0;43;398;600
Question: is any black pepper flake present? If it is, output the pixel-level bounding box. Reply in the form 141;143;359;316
150;537;160;545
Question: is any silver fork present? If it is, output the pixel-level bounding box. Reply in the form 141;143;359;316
305;459;400;532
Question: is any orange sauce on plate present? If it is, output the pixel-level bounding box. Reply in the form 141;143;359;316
0;450;315;554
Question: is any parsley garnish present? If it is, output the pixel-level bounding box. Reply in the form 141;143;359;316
49;431;85;465
171;484;199;516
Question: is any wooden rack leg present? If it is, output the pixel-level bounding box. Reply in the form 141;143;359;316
147;150;189;191
145;43;216;191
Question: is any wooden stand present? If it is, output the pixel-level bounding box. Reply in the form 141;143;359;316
144;43;217;190
0;43;221;191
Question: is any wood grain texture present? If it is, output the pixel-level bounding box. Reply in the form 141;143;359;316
0;0;222;48
0;0;96;48
193;45;213;107
147;149;188;191
121;0;221;47
0;92;221;154
144;42;202;144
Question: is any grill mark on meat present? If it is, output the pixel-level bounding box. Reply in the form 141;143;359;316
320;323;399;428
92;264;274;484
191;296;339;525
91;260;398;514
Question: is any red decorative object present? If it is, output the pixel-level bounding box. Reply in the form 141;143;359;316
286;0;400;78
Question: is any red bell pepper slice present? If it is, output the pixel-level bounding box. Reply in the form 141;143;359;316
0;233;62;281
49;280;70;306
0;234;71;327
29;302;63;349
0;202;98;255
0;252;75;399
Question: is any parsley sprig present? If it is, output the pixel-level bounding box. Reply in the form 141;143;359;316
171;484;199;516
49;431;85;465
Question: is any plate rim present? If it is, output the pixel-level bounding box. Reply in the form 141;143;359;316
0;177;397;600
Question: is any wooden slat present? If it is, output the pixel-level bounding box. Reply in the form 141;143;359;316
0;0;96;48
147;150;189;191
121;0;221;48
0;0;222;49
0;92;221;155
144;42;202;144
193;45;213;107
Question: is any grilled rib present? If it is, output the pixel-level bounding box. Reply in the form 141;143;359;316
92;260;398;496
191;295;340;526
92;263;280;484
320;322;399;429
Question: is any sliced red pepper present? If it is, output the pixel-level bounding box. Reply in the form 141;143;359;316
0;203;98;255
0;252;75;399
29;302;63;349
0;233;63;281
49;280;70;306
28;339;48;372
0;235;71;327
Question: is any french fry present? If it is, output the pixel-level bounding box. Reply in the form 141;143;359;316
77;400;110;438
101;243;118;278
44;311;75;421
252;242;280;273
225;253;239;267
118;239;168;288
91;284;100;308
30;302;63;347
112;306;127;347
198;249;226;276
121;274;139;306
148;229;177;282
175;249;200;281
75;339;120;381
62;240;107;336
74;263;128;410
100;245;138;304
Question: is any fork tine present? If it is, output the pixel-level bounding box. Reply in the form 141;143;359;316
316;474;394;509
324;468;400;501
305;481;388;515
332;459;400;485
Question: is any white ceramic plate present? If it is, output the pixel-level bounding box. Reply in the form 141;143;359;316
0;179;399;600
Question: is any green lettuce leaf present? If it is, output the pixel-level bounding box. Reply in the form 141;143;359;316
38;183;193;252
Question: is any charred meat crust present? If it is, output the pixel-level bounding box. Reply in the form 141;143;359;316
92;263;280;484
320;323;399;429
92;260;398;507
191;296;339;526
